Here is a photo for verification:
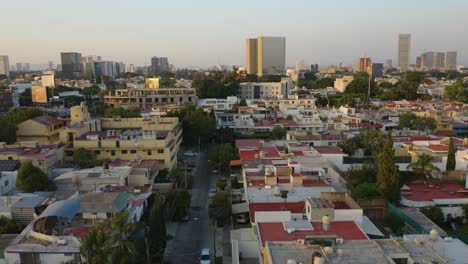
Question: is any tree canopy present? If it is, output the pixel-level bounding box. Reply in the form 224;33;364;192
376;133;400;202
208;144;238;176
209;191;231;225
446;137;456;171
398;112;436;131
407;153;440;179
165;189;191;221
443;80;468;103
73;148;98;168
16;161;54;192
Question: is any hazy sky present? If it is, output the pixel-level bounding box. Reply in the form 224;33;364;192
3;0;468;67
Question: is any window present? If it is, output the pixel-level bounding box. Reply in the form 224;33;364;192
157;149;164;154
95;150;100;155
328;142;333;146
323;168;328;174
111;150;115;156
4;180;8;187
147;150;152;155
131;150;137;154
116;141;120;148
122;150;128;154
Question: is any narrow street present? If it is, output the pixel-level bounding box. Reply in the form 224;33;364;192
164;149;215;263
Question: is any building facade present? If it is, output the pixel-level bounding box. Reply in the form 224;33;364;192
0;55;10;77
246;38;258;74
239;78;292;100
246;36;286;76
151;57;170;73
445;51;457;70
60;52;82;78
398;34;411;71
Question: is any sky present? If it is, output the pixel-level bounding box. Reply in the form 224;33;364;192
2;0;468;68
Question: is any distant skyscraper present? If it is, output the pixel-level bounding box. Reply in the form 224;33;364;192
0;56;10;77
310;64;319;72
82;55;102;78
61;52;82;78
371;63;384;78
385;59;393;69
398;34;411;71
48;61;54;70
295;59;305;72
433;52;445;69
23;63;30;72
246;38;258;74
445;51;457;70
151;57;169;74
16;62;23;72
355;57;372;73
416;56;422;68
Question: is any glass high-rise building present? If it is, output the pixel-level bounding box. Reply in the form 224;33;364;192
445;51;457;70
246;36;286;76
61;52;82;78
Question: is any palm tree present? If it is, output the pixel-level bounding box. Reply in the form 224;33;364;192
407;153;440;179
106;211;137;264
80;227;109;264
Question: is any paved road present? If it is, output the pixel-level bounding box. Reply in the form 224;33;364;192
164;150;214;263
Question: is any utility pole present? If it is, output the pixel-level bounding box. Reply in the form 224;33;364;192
184;159;187;189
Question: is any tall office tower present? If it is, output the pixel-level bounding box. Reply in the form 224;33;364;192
82;55;102;63
296;59;305;72
246;38;258;74
433;52;445;69
416;56;422;68
398;34;411;71
371;63;384;78
355;57;372;73
61;52;82;78
16;62;23;72
126;64;135;73
82;55;102;78
0;56;10;77
445;51;457;70
23;63;30;72
48;61;54;70
151;57;170;74
257;36;286;76
310;64;319;72
385;59;393;69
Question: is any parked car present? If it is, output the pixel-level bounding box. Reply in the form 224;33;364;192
209;188;217;198
184;151;196;157
181;214;190;222
200;248;211;264
237;214;249;224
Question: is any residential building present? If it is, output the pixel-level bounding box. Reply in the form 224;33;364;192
398;33;411;71
197;96;239;112
445;51;457;70
81;55;101;79
0;160;20;195
72;116;182;169
334;76;354;92
60;52;82;78
104;88;197;111
10;194;51;225
0;56;9;77
0;142;64;173
15;62;23;72
41;72;55;88
246;36;286;76
151;57;170;73
16;116;68;143
239;78;292;99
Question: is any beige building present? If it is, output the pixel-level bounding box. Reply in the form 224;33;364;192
239;78;292;100
0;142;64;173
398;33;411;71
41;73;55;88
73;116;182;169
104;88;197;111
246;36;286;76
17;115;68;143
334;76;354;92
355;57;372;73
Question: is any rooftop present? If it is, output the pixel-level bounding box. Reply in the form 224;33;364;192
31;115;66;126
400;181;468;202
312;146;346;155
258;221;368;246
248;184;335;203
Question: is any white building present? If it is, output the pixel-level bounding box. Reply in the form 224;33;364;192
398;34;411;71
239;78;292;100
41;72;55;88
334;76;354;92
0;55;10;77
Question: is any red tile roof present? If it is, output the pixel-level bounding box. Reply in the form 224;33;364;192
31;115;65;126
313;146;345;155
258;221;368;246
425;144;449;153
239;147;281;161
401;181;468;202
235;139;264;149
249;202;305;222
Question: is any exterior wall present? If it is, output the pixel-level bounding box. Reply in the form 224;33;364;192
0;171;17;195
334;209;363;223
5;251;79;264
16;120;66;144
257;37;286;76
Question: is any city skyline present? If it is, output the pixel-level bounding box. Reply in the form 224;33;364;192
2;0;468;67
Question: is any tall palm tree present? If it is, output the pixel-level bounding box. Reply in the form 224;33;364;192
80;227;109;264
407;153;440;179
106;211;137;264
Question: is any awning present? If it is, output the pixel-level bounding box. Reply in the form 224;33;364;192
37;200;80;220
232;203;249;214
230;160;242;166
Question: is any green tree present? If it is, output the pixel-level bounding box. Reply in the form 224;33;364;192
270;126;287;140
376;133;400;202
19;88;33;106
147;193;167;262
446;137;456;171
443;80;468;103
73;148;98;168
80;227;109;264
107;212;137;264
420;207;445;226
209;191;230;225
216;179;227;191
398;112;417;129
6;107;48;125
16;161;52;192
165;189;191;221
208;144;238;176
0;116;16;144
104;107;141;118
345;74;378;96
0;216;24;234
351;182;380;200
239;99;247;106
407;153;440;179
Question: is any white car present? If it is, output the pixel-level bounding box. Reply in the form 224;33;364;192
200;248;211;264
184;151;195;157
